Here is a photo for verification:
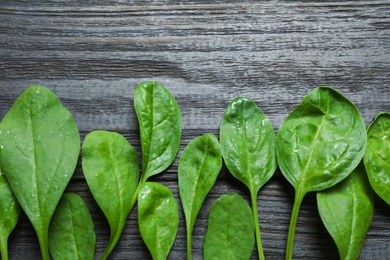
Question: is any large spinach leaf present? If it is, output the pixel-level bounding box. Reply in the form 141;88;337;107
364;112;390;204
178;134;222;260
0;85;80;260
276;87;366;260
134;81;182;183
220;97;276;260
0;169;20;260
49;193;96;260
82;130;139;259
138;182;179;260
317;163;374;260
203;193;254;260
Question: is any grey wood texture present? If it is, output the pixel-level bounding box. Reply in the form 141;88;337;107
1;1;390;259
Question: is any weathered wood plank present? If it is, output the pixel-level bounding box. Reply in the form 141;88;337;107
1;0;390;259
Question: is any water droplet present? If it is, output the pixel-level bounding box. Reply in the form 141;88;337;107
36;89;40;94
6;131;9;134
293;149;299;153
382;135;387;141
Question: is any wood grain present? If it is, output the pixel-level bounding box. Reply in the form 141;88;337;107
1;0;390;259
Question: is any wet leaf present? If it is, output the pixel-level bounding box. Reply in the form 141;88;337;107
276;87;366;259
134;81;182;182
364;112;390;205
0;170;20;260
220;97;276;259
138;182;179;260
0;85;80;259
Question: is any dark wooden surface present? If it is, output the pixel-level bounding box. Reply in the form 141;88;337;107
1;1;390;259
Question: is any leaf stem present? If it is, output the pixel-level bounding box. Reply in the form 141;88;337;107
251;191;265;260
100;220;126;260
100;181;141;260
37;229;50;260
285;189;306;260
0;236;9;260
186;223;192;260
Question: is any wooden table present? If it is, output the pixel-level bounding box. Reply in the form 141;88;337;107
1;1;390;259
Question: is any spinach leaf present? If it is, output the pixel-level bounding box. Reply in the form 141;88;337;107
364;112;390;204
134;81;182;183
317;163;374;260
203;193;254;260
220;97;276;260
0;169;20;260
178;134;222;260
0;85;80;260
49;193;96;260
276;87;366;260
82;130;139;259
138;182;179;260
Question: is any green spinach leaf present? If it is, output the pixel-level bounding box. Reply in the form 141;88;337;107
178;134;222;260
49;193;96;260
138;182;179;260
276;87;366;260
220;97;276;260
0;169;20;260
0;85;80;260
82;130;139;259
134;81;182;183
364;112;390;204
317;163;374;260
203;193;254;260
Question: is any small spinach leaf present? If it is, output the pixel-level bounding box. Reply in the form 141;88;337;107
178;134;222;260
364;112;390;204
0;169;20;260
134;81;182;183
82;130;139;259
138;182;179;260
220;97;276;260
276;87;366;260
317;163;374;260
0;85;80;260
203;193;254;260
49;193;96;260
